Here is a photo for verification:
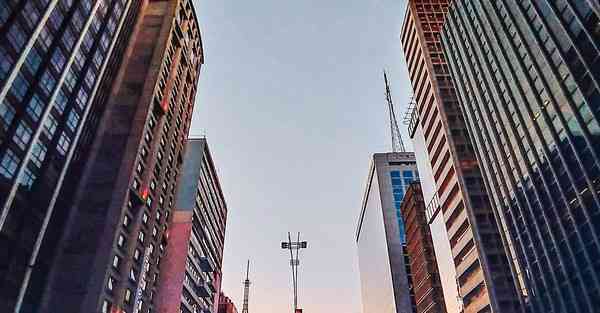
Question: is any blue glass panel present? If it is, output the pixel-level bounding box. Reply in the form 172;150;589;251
390;171;401;177
403;170;413;178
394;193;403;201
391;178;402;186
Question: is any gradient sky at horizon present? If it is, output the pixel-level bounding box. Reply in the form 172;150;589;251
190;0;412;312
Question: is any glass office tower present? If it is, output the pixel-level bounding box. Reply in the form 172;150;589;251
356;152;419;313
400;1;523;312
1;0;204;312
0;0;140;311
441;1;600;313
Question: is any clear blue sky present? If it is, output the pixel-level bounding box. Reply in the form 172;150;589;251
190;0;412;312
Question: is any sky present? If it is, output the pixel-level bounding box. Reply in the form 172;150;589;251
189;0;412;312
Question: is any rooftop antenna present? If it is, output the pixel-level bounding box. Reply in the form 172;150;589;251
281;232;308;313
242;260;251;313
384;70;406;152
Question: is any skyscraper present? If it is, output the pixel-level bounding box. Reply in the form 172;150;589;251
0;0;151;311
440;1;600;312
400;1;523;312
155;138;228;313
356;152;419;313
2;0;204;312
218;292;239;313
400;182;446;313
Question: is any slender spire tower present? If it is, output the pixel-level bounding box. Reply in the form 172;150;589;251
383;70;406;152
242;260;251;313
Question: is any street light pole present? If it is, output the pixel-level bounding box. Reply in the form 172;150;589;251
281;232;307;313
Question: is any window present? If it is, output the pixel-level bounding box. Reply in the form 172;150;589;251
152;227;157;237
125;288;132;302
40;70;57;95
112;255;120;268
66;110;80;131
129;269;136;282
76;88;88;109
132;178;140;190
64;69;77;91
117;234;125;248
134;248;140;261
13;122;32;149
142;212;149;224
55;89;68;114
138;231;145;243
136;163;144;174
43;115;58;138
19;168;36;189
101;300;110;313
26;94;43;121
107;277;114;291
7;23;26;50
24;48;42;74
12;73;29;101
31;143;47;167
0;100;15;129
50;49;66;70
57;132;71;155
123;215;131;228
0;149;20;179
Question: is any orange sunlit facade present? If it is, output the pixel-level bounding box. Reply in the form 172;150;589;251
401;182;446;313
400;1;523;313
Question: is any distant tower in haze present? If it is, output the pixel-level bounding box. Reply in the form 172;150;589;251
384;70;406;152
242;260;251;313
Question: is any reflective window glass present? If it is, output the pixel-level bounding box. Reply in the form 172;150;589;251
12;73;30;101
57;132;71;155
7;23;26;50
40;71;57;95
0;100;16;129
0;149;20;179
24;48;42;74
26;94;43;122
31;142;47;167
14;122;32;149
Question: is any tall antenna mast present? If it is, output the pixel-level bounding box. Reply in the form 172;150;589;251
242;260;251;313
384;70;406;152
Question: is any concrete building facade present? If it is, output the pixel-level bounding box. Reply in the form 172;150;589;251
441;1;600;312
400;1;523;313
155;138;228;313
356;152;419;313
400;182;447;313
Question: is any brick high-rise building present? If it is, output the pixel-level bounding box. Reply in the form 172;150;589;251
2;0;205;312
356;152;419;313
440;1;600;312
218;292;238;313
155;138;228;313
400;1;523;313
400;182;446;313
0;0;173;311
